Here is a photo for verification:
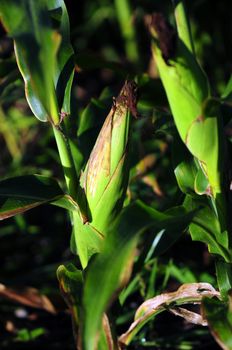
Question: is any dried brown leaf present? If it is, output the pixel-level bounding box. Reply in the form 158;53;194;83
119;283;220;345
0;283;56;314
169;306;207;326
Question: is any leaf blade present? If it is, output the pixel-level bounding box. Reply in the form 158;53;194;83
0;175;77;219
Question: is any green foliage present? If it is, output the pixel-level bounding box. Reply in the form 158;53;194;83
184;196;231;262
203;296;232;350
0;0;74;124
15;327;46;341
151;3;232;300
81;200;195;349
0;174;79;219
1;0;232;350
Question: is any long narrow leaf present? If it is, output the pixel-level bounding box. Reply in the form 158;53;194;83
0;175;78;219
81;200;197;350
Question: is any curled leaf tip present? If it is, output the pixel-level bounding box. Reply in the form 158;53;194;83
150;12;177;64
115;80;139;118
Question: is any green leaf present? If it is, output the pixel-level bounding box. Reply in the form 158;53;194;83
184;195;232;262
80;81;135;235
142;204;199;265
16;327;46;341
71;212;104;269
150;34;209;141
57;264;116;350
186;98;222;196
47;0;75;114
57;263;83;308
0;0;59;123
194;166;210;195
173;135;198;195
172;124;211;198
57;263;83;345
81;200;197;350
51;194;79;212
203;296;232;350
215;260;232;299
0;174;77;219
151;206;193;257
150;19;224;199
222;75;232;100
0;0;74;123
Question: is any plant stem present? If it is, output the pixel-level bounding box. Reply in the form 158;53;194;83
173;0;195;55
52;125;78;199
114;0;139;64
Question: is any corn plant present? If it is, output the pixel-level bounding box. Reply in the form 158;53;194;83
149;1;232;347
1;1;232;349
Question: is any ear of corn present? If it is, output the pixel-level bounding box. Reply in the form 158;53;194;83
72;81;138;267
149;14;223;203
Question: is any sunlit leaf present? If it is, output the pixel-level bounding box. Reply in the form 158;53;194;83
71;212;104;269
173;136;198;195
0;0;59;123
194;166;210;195
185;99;222;197
0;0;74;123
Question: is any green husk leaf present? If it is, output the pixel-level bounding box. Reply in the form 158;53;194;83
72;81;138;268
81;81;136;229
186;99;222;196
172;135;198;195
150;15;224;199
71;212;104;269
194;166;210;195
150;16;209;140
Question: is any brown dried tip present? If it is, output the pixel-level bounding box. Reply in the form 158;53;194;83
115;80;139;118
151;13;177;64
